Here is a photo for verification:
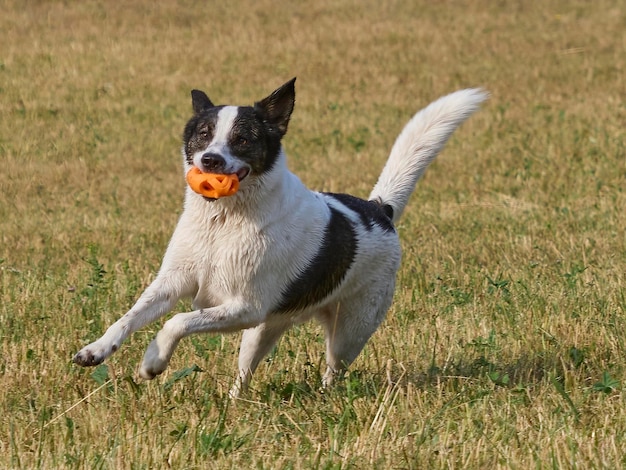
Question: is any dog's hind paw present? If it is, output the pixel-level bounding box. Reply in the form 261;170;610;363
138;338;172;380
228;377;248;399
137;364;164;380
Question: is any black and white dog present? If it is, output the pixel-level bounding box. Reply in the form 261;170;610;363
74;78;487;396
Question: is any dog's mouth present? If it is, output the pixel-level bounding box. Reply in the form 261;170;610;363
198;166;250;182
235;167;250;182
187;165;251;202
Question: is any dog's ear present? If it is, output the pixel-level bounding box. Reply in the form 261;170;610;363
255;77;296;136
191;90;214;114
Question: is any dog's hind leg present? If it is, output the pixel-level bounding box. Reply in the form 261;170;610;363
316;289;394;387
229;320;291;398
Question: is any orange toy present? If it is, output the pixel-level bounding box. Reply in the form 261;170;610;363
186;167;240;198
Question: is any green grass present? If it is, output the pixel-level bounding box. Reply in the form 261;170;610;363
1;0;625;467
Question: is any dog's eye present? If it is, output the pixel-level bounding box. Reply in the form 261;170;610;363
197;125;211;139
236;136;248;146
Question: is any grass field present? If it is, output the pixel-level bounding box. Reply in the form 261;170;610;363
1;0;625;468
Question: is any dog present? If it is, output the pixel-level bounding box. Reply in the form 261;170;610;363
73;78;487;396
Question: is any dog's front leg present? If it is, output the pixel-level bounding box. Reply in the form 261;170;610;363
139;301;262;380
73;274;186;367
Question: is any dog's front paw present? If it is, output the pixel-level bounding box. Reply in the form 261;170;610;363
73;341;118;367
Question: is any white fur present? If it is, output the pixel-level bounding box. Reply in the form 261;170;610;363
192;106;244;173
74;87;487;397
370;88;488;223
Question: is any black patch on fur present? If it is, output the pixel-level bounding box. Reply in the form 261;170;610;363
183;108;220;165
254;77;296;137
325;193;395;233
191;89;214;114
233;107;284;175
379;203;394;220
273;207;357;314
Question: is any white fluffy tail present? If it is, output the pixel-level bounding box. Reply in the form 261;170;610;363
369;88;488;223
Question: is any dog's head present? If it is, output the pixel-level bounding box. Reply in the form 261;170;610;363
182;78;296;190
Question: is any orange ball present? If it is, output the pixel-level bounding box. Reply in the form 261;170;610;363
186;167;240;198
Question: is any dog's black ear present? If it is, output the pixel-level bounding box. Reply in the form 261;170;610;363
255;77;296;136
191;89;214;114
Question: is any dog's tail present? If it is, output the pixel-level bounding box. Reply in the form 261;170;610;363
369;88;488;224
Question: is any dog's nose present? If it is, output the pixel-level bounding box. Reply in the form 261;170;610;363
201;153;226;172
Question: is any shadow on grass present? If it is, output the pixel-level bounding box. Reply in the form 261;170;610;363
394;346;593;402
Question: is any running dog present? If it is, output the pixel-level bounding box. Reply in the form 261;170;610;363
73;78;487;396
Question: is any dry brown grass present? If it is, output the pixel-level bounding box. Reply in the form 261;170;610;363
1;0;625;468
